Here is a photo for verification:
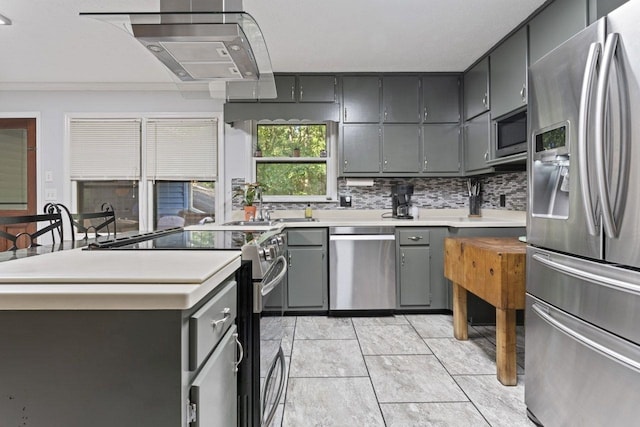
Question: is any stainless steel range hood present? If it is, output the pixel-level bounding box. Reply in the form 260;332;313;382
81;0;276;99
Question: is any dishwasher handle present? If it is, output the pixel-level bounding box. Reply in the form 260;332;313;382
329;234;396;241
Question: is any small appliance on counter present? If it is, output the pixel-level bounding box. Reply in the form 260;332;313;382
391;184;414;219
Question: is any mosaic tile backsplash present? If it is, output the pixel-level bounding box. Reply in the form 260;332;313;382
232;171;527;212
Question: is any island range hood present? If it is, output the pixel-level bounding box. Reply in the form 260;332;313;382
81;0;276;99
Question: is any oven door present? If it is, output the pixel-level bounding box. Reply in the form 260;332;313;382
256;255;287;427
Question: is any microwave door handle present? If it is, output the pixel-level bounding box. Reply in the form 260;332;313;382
595;32;620;239
578;42;601;236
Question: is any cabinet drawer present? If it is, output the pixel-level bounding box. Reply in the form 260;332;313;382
189;280;237;371
398;229;430;245
288;229;326;246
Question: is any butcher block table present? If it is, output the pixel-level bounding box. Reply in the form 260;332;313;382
444;237;526;385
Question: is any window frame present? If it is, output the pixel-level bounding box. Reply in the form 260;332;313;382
251;120;337;203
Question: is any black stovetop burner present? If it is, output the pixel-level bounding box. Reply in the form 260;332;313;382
85;227;257;251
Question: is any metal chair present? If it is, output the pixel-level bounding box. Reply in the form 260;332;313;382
47;203;117;242
0;207;65;251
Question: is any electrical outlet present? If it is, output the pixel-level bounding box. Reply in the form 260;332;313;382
340;195;352;207
45;188;57;201
45;171;53;182
499;194;506;207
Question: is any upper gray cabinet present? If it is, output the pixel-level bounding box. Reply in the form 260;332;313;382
382;76;421;123
463;58;490;120
422;75;460;123
490;27;528;119
342;76;380;123
382;125;421;173
298;75;337;103
588;0;628;22
464;111;492;174
422;124;460;174
342;124;381;173
529;0;588;65
272;75;297;103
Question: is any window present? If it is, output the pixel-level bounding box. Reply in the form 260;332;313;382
254;122;336;202
69;117;219;232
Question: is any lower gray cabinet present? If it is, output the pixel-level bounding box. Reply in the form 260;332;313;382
286;229;328;311
399;245;431;307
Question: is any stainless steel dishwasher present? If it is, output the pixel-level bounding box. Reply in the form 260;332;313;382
329;226;396;311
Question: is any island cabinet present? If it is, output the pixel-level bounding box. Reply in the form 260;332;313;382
0;271;247;427
286;228;328;312
396;227;449;311
382;75;421;123
489;27;528;119
342;76;380;123
463;57;490;120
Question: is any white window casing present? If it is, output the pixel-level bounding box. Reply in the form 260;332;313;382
70;119;141;180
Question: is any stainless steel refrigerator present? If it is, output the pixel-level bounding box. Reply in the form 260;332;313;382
527;1;640;425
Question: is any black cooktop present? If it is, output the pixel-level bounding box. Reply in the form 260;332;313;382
86;228;258;250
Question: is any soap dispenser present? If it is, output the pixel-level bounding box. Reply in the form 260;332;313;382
304;203;313;219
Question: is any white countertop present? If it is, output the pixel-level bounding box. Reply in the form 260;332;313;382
188;208;526;231
0;249;241;310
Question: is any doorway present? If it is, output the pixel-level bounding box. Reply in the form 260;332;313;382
0;118;37;251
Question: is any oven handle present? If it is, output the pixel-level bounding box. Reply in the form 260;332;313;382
261;255;288;297
262;347;286;427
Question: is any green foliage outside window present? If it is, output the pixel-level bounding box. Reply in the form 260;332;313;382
256;124;328;196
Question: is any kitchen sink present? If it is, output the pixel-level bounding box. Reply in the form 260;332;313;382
222;220;278;226
273;218;319;223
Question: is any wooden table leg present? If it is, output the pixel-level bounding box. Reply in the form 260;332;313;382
496;308;517;386
452;282;468;340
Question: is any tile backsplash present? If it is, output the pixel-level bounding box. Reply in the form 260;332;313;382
232;171;527;212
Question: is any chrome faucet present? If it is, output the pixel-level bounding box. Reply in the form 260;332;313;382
256;186;264;221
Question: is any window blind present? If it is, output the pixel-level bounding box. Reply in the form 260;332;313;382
70;119;141;180
145;119;218;180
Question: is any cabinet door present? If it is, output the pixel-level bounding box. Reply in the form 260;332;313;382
382;125;421;173
287;247;326;309
342;76;380;123
342;124;381;173
490;27;528;118
299;75;336;102
382;76;421;123
422;75;460;123
422;124;460;173
463;58;490;120
271;75;296;102
190;326;237;427
464;112;491;173
529;0;588;64
399;246;431;307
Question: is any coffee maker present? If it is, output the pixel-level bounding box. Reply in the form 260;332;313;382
391;184;414;219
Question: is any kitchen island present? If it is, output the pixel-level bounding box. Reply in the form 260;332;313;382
0;248;243;427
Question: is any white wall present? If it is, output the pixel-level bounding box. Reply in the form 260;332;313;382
0;90;224;215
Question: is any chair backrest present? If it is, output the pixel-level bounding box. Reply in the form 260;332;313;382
0;209;64;251
45;202;117;242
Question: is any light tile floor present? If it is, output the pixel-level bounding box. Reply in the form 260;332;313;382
272;314;535;427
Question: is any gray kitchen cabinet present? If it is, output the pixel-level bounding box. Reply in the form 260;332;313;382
529;0;588;64
382;75;421;123
589;0;628;22
422;124;460;174
463;57;490;120
396;227;449;310
342;124;381;173
272;75;297;102
382;125;421;173
286;228;328;311
463;111;492;174
490;27;528;119
342;76;380;123
422;75;461;123
298;75;337;102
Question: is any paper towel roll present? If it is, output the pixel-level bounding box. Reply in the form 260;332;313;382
345;179;375;187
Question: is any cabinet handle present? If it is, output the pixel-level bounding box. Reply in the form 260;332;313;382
520;85;526;102
300;86;304;100
291;86;295;100
211;307;231;328
423;108;428;121
288;252;292;268
408;236;423;241
424;158;428;170
482;94;488;108
384;109;388;121
344;107;348;121
401;252;405;267
233;333;244;373
484;151;489;161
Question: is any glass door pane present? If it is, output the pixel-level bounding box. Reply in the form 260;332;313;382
0;128;28;210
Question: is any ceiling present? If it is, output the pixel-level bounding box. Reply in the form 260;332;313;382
0;0;547;88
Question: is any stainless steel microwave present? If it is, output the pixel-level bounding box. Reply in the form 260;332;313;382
495;110;527;157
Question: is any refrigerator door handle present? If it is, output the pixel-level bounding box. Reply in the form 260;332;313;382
594;32;620;239
531;303;640;372
532;253;640;296
578;42;601;236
